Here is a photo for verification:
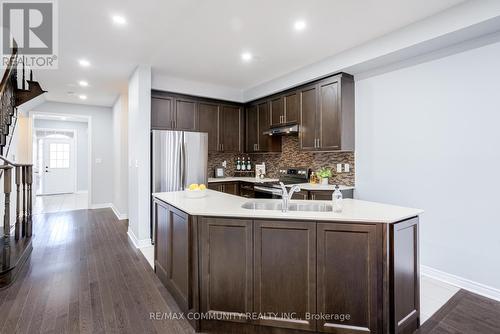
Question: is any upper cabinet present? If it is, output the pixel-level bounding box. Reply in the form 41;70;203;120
245;101;281;153
269;91;299;127
151;93;197;131
151;91;243;153
299;74;354;151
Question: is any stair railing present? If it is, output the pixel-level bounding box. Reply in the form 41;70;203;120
0;156;32;252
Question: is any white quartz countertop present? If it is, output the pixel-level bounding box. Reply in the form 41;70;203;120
208;177;354;191
153;190;422;224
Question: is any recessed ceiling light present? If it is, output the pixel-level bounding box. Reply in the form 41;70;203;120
79;94;87;100
78;80;89;87
78;59;91;67
294;20;306;31
112;15;127;25
241;52;253;62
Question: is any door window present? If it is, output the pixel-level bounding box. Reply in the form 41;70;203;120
49;143;70;168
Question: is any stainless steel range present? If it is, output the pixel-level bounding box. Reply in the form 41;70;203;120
254;167;310;198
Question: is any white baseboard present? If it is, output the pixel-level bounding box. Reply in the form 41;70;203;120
90;203;112;210
110;203;128;220
421;265;500;302
127;228;152;249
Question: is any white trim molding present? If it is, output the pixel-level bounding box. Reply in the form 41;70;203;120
127;228;152;249
421;265;500;302
111;203;128;220
90;203;112;210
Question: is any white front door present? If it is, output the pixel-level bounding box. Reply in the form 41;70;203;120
41;138;75;195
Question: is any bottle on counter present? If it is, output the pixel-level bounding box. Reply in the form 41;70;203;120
236;157;241;171
241;157;245;170
247;157;252;170
310;172;318;184
332;185;343;213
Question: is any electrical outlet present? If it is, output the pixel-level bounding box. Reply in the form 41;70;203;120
344;163;350;173
336;163;342;173
95;158;102;164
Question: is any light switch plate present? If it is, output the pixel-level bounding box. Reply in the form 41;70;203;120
344;163;350;172
95;158;102;164
336;163;342;173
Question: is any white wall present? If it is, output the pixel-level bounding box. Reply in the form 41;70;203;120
33;102;114;205
127;65;151;246
112;94;128;218
33;119;89;192
355;40;500;291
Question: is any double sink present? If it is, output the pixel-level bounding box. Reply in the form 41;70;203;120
242;200;333;212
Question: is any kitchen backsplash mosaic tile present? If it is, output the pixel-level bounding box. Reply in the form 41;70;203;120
208;136;355;186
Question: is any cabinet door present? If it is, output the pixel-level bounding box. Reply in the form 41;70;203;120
310;190;332;200
220;105;242;153
317;223;379;333
174;98;198;131
200;218;253;322
270;96;284;126
291;190;309;200
154;202;196;314
223;182;239;195
199;102;219;152
299;85;318;150
318;78;341;150
151;96;174;129
245;105;259;153
257;101;270;151
284;91;299;124
208;183;223;192
254;220;316;331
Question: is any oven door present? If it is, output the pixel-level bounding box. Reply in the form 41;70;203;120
253;186;282;199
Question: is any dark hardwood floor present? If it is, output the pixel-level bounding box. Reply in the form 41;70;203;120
0;209;195;334
1;208;499;334
418;289;500;334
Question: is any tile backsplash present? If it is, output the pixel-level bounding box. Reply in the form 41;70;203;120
208;136;355;186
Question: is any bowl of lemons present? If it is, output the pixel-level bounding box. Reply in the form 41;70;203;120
185;183;208;198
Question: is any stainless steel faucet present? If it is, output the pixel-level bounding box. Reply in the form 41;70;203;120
280;182;301;212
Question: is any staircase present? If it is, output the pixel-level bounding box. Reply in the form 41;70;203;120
0;43;46;288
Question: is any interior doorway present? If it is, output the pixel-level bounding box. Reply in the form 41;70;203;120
31;113;91;214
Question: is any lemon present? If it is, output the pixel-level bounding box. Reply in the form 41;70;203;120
188;184;199;191
199;184;206;190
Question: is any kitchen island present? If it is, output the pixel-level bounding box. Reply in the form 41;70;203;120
152;190;422;334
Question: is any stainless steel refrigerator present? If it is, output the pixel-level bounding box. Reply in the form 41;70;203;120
151;130;208;240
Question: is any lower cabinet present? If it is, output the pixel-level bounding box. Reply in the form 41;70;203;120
153;199;198;328
310;189;354;200
253;220;316;331
208;182;239;195
317;223;379;333
200;218;253;322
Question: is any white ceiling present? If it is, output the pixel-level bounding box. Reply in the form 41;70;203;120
34;0;466;106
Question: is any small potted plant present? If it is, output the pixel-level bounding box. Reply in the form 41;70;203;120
317;167;332;185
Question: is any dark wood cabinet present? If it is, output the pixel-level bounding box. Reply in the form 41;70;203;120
270;96;284;127
198;102;219;152
239;182;255;198
200;218;253;322
391;218;420;334
151;96;174;129
152;91;243;153
309;189;354;200
153;199;198;328
299;74;354;151
299;84;318;150
317;223;380;333
174;97;197;131
254;220;316;331
245;102;281;153
151;95;197;131
208;182;239;195
291;189;309;200
245;104;259;152
257;101;271;151
220;105;242;153
284;90;299;124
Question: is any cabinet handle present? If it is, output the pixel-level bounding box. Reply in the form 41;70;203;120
221;143;224;151
317;138;320;148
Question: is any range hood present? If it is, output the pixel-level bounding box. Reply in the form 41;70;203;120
263;124;299;136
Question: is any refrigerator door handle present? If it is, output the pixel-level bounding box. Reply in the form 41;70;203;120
180;135;186;190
